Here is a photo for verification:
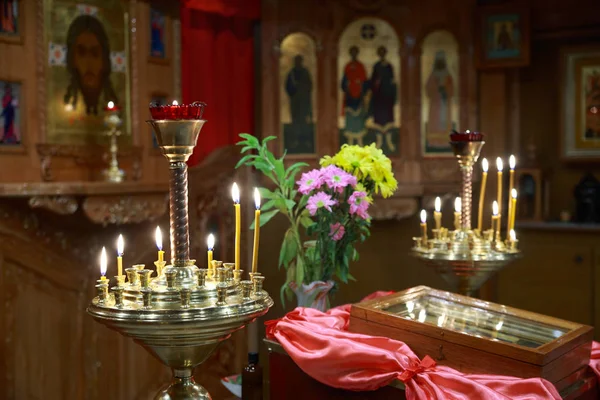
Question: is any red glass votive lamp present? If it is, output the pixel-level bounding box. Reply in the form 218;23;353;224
104;101;120;113
149;101;206;120
450;130;484;142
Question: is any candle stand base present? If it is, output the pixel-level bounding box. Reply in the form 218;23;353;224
87;115;274;400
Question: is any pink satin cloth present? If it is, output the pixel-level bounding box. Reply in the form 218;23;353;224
590;341;600;377
266;291;562;399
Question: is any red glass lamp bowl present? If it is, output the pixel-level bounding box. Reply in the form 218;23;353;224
149;101;207;120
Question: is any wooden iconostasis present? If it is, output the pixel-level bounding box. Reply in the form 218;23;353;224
261;0;479;195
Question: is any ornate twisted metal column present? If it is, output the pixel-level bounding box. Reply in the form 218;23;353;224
460;163;474;230
169;161;190;265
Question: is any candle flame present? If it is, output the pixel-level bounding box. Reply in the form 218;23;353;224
496;157;503;171
509;229;516;241
172;100;179;106
511;188;517;199
155;227;162;251
434;196;441;213
117;234;124;256
454;197;462;213
492;201;499;216
254;187;261;209
100;247;107;276
107;101;114;109
231;182;240;204
420;209;427;223
482;158;488;173
207;233;215;251
465;129;470;133
509;155;516;170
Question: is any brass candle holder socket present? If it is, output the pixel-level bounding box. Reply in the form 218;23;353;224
217;267;226;283
165;270;177;289
233;269;243;283
216;283;227;305
112;286;124;307
241;280;253;299
223;263;234;281
141;288;153;309
248;272;261;283
114;275;126;287
96;283;109;303
154;260;166;277
196;269;207;287
253;275;265;295
126;268;139;286
180;288;192;308
137;269;153;288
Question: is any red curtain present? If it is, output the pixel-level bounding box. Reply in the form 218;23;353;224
181;0;259;166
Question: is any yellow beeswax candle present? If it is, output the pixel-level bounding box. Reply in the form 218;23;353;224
100;246;108;282
116;234;124;277
496;157;503;217
232;183;241;270
155;226;164;263
454;197;461;230
420;209;427;244
434;196;442;231
252;188;261;274
207;233;215;270
477;158;488;232
509;189;518;232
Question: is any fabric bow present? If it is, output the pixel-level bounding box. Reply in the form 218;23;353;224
398;355;436;382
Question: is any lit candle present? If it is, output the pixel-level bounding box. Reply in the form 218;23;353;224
207;233;215;270
172;100;178;106
507;155;516;231
454;197;461;230
116;234;124;277
508;229;518;250
155;226;164;263
107;101;115;110
251;188;261;274
100;246;108;282
434;197;442;231
496;158;503;217
477;158;488;232
509;189;518;232
232;183;241;270
420;209;427;244
492;201;499;239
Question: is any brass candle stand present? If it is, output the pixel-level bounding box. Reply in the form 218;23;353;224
411;136;521;297
87;117;273;399
103;108;125;183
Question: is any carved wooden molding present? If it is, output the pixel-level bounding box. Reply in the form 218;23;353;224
82;194;168;226
28;196;78;215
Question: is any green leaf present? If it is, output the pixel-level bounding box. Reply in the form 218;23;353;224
240;145;254;154
299;212;313;228
295;256;305;285
347;272;357;282
263;136;277;143
236;140;250;147
274;159;285;181
278;228;298;267
254;159;274;173
261;199;276;211
235;154;255;169
285;162;309;177
239;133;259;146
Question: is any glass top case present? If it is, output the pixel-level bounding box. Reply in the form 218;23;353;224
383;294;568;348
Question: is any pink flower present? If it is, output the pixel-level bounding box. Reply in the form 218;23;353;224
348;191;370;220
297;169;323;194
322;165;357;191
329;222;345;241
307;192;337;215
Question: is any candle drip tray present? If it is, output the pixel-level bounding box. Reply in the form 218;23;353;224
411;230;521;296
87;267;273;400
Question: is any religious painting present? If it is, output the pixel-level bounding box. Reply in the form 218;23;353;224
338;18;400;156
0;0;22;43
149;93;168;152
45;1;130;145
0;80;22;148
561;46;600;161
476;5;530;69
279;32;317;156
420;30;459;156
149;8;167;63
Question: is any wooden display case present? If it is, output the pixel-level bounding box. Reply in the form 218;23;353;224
349;286;594;387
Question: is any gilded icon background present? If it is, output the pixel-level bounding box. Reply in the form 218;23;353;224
420;30;460;155
279;32;317;155
338;18;400;156
46;1;130;145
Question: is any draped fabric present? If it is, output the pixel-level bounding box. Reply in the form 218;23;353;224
181;0;258;166
266;291;563;400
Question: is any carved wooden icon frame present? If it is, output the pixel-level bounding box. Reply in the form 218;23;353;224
0;0;24;45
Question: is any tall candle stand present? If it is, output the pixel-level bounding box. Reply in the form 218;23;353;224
103;107;125;182
87;103;273;400
411;132;521;297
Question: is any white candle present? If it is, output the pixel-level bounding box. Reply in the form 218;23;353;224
100;247;108;281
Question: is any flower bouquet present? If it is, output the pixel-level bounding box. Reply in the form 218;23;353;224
236;134;397;310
